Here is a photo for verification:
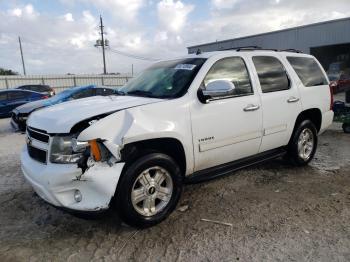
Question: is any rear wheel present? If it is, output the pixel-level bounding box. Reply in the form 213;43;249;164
115;153;183;228
287;120;318;166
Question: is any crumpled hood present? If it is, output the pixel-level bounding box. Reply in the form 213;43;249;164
27;95;162;133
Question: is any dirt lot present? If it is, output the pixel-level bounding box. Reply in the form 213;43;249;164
0;118;349;262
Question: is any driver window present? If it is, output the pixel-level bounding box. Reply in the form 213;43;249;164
203;57;253;96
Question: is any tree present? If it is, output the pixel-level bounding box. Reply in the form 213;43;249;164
0;68;19;75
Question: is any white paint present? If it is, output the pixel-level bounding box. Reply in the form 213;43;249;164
21;50;334;212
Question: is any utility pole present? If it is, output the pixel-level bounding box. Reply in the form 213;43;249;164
100;16;107;74
18;36;26;75
131;64;134;77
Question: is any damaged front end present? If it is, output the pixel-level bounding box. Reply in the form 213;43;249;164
21;119;125;212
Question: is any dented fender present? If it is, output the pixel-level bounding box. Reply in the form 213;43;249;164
76;99;194;175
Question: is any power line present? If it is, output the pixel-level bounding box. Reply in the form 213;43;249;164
108;47;159;61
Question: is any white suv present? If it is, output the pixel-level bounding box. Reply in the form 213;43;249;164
21;49;334;227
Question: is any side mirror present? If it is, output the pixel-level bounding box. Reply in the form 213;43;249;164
198;80;236;103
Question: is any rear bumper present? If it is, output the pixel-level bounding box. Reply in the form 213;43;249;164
21;147;125;211
319;110;334;134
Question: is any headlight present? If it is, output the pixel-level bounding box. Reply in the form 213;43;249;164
18;116;28;121
50;136;88;164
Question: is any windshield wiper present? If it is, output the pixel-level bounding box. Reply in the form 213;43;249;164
127;90;155;98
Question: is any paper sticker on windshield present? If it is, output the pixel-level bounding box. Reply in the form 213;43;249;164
175;64;196;70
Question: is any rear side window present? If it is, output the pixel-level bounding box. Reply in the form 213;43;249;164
8;91;28;100
37;85;50;92
287;57;328;87
253;56;290;93
204;57;253;96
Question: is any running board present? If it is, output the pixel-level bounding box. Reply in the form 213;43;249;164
185;147;287;184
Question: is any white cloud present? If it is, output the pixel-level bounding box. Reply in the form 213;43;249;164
64;13;74;22
212;0;241;10
157;0;194;33
10;8;22;17
71;0;145;22
8;4;38;18
24;4;34;15
1;0;350;75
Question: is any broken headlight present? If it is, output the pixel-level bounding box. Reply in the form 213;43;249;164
50;136;88;164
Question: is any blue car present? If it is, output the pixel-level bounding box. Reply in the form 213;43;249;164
0;89;48;118
11;85;118;131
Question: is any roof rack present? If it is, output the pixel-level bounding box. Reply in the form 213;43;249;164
280;48;303;53
221;46;281;52
220;46;261;51
202;46;304;53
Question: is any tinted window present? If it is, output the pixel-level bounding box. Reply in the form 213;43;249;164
72;89;94;99
120;58;206;98
204;57;253;96
37;85;50;92
27;86;40;92
0;92;7;101
287;57;328;87
8;91;28;100
253;56;290;93
96;88;114;96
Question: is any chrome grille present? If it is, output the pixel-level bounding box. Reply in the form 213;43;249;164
26;126;49;164
27;144;47;164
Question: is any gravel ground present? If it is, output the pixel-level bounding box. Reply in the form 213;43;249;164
0;118;349;262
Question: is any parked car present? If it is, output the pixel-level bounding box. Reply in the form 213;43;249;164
11;85;118;131
21;50;333;228
16;84;56;97
0;89;48;118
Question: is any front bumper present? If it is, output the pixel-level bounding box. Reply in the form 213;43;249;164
21;147;125;211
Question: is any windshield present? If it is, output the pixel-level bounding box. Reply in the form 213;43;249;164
49;88;78;103
120;58;206;98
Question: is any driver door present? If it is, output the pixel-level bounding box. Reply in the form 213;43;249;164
190;56;263;172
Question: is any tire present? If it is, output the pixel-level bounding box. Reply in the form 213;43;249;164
287;120;318;166
342;123;350;133
115;153;183;228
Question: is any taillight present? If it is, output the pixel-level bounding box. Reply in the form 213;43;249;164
329;84;334;110
42;95;49;99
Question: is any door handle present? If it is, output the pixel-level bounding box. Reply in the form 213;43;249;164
243;104;260;112
287;97;300;103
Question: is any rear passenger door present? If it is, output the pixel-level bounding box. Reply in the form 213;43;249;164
250;54;302;152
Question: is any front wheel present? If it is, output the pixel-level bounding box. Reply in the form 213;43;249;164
287;120;318;166
115;153;183;228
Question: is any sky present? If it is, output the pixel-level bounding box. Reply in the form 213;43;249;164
1;0;350;75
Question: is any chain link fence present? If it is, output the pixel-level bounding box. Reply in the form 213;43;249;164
0;74;133;93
